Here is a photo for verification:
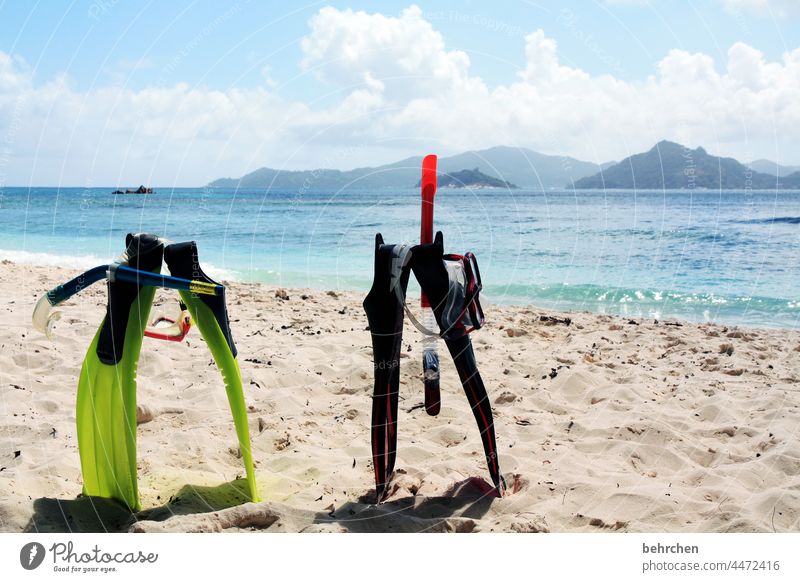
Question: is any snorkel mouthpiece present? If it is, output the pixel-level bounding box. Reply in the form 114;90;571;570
32;293;60;339
32;264;112;340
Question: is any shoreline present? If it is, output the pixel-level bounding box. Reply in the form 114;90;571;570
1;256;797;333
2;260;800;532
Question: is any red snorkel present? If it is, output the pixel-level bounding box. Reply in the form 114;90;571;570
420;154;441;415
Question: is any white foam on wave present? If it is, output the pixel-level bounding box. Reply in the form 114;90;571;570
0;248;243;282
0;248;111;270
202;263;242;282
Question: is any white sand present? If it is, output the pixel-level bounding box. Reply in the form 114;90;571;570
1;260;799;532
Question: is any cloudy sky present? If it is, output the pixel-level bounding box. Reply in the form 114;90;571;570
0;0;798;186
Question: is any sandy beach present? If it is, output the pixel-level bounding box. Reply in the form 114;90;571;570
1;259;799;533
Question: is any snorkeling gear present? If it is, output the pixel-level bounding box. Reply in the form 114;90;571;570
33;233;258;510
75;233;163;510
419;154;441;416
33;258;217;340
163;241;258;506
143;302;192;342
363;231;504;502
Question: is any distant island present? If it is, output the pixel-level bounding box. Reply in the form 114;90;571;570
747;159;800;178
416;168;518;189
208;145;604;190
207;142;800;192
572;141;800;189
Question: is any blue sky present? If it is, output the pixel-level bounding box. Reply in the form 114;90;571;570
0;1;798;185
2;1;797;93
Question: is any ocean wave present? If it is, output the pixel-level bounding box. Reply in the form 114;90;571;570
482;282;800;328
487;282;792;307
202;263;242;282
0;248;111;270
0;247;242;282
733;216;800;225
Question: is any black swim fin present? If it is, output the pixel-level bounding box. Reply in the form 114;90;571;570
363;234;411;501
364;231;504;501
411;232;504;494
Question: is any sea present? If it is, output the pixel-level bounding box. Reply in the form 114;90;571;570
1;186;799;329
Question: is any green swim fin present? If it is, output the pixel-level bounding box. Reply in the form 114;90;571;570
76;233;164;511
164;241;259;503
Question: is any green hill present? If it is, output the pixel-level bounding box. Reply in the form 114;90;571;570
416;168;517;189
572;141;800;189
208;146;604;190
747;159;800;177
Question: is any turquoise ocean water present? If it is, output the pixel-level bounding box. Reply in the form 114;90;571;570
1;187;799;328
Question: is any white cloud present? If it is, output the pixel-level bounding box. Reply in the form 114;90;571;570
0;52;33;95
519;30;589;85
1;5;799;186
301;5;480;100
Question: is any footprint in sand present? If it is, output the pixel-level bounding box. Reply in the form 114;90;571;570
494;391;518;404
508;513;549;533
12;351;55;370
433;426;467;448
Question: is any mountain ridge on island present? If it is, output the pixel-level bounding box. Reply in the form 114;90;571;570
208;142;800;191
572;141;800;190
416;168;518;189
747;159;800;178
207;145;605;190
